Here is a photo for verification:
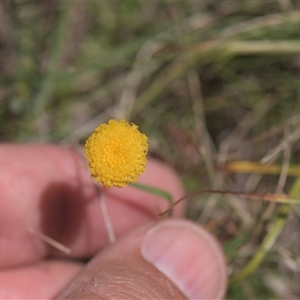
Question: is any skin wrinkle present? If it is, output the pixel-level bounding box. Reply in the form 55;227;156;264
96;263;169;298
112;268;161;299
105;267;175;299
59;256;186;300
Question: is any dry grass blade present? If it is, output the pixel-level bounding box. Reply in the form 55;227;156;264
224;41;300;55
275;128;292;193
262;125;300;164
223;161;300;177
218;11;300;39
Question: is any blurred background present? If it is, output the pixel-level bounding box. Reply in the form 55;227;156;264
1;1;300;298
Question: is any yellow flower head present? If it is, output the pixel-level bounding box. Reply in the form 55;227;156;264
84;119;148;188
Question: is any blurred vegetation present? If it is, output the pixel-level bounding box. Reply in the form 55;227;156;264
1;1;300;298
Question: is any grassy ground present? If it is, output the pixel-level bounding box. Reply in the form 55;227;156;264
1;1;300;298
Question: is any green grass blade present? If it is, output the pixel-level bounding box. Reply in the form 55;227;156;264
130;182;173;205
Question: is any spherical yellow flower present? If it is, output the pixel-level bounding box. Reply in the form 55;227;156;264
84;119;148;188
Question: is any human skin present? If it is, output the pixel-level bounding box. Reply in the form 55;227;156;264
0;145;227;299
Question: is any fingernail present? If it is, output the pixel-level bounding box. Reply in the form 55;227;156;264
141;220;227;299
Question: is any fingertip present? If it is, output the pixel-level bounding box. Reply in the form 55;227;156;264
142;219;228;299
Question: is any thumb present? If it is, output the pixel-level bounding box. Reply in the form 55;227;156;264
58;219;227;300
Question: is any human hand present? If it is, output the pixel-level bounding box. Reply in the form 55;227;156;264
0;145;227;299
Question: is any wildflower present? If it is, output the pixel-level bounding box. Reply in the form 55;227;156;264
84;119;148;188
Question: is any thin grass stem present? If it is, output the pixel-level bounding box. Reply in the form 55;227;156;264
94;183;116;243
28;227;71;255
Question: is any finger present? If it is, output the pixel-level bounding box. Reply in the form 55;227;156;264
0;259;82;299
0;145;185;268
58;219;227;300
